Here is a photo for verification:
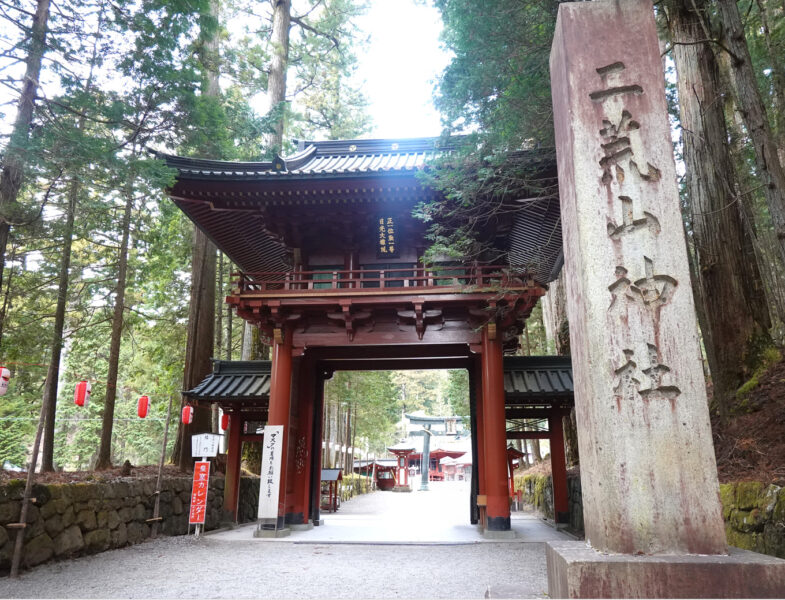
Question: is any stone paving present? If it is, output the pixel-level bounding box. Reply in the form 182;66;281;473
0;482;573;599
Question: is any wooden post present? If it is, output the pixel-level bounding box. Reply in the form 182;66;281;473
291;356;315;525
549;413;569;524
481;324;511;532
151;393;175;538
267;326;293;527
223;411;243;519
10;389;47;578
470;357;485;526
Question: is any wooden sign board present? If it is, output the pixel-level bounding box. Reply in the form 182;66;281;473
257;425;284;519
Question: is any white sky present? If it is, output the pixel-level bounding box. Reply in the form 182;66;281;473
353;0;451;139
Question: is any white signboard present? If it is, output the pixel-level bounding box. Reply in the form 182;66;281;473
257;425;284;519
191;433;221;458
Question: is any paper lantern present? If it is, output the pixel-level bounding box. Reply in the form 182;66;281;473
137;395;149;419
181;404;194;425
220;413;230;431
74;380;91;407
0;366;9;396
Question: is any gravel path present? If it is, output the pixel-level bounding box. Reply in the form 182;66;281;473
0;536;551;598
1;483;565;598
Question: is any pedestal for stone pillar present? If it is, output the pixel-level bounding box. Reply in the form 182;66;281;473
549;0;785;596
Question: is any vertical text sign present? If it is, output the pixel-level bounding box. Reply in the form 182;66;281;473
188;461;210;524
257;425;284;519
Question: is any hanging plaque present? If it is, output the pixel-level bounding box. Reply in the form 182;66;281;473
376;215;399;259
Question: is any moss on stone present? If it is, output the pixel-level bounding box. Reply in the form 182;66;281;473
736;347;781;403
719;483;736;519
735;481;764;510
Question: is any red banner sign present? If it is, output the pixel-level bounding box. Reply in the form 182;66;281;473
188;461;210;525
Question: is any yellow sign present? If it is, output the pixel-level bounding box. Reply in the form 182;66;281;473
377;216;399;258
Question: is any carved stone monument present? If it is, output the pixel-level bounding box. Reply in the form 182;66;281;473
548;0;785;596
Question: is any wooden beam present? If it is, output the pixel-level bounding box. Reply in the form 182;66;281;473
505;408;566;419
506;431;550;439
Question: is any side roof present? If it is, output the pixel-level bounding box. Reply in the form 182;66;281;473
155;136;455;181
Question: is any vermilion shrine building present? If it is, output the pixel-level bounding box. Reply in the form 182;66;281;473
164;136;573;535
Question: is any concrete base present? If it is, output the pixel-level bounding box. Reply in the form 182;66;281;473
253;526;291;538
546;541;785;598
483;528;517;540
290;523;314;531
392;485;412;493
313;518;324;527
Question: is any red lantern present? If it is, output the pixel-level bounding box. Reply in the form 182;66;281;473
137;395;149;418
181;404;194;425
220;413;230;431
74;380;91;407
0;366;9;396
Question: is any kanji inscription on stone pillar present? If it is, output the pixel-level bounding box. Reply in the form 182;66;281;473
551;0;726;555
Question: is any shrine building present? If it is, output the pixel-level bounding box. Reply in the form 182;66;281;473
161;136;574;535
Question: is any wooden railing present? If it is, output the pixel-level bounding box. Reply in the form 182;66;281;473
232;265;533;295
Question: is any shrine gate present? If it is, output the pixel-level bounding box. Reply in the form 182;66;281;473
162;135;568;536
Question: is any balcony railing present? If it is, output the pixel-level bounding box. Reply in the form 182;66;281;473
232;265;534;295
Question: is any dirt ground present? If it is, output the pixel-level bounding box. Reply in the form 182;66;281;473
712;358;785;486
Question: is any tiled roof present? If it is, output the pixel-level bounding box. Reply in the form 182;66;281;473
185;356;573;402
185;360;271;400
156;137;455;181
503;355;573;398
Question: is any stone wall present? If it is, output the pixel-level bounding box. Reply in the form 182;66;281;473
514;472;582;532
0;475;260;575
720;481;785;558
515;473;785;560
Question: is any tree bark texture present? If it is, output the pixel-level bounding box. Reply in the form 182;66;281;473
174;227;216;470
669;0;771;416
95;189;133;469
172;0;219;469
0;0;51;331
716;0;785;265
265;0;292;154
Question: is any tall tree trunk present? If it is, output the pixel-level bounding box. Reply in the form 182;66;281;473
174;227;217;469
172;0;220;469
265;0;292;154
41;3;104;470
95;188;134;469
755;0;785;150
0;0;51;327
322;395;330;467
668;0;771;418
716;0;785;264
40;184;77;471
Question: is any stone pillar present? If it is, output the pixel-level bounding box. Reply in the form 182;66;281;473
480;324;511;534
223;412;243;520
548;0;785;596
548;414;569;524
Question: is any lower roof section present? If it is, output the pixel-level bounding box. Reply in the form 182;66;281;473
184;356;574;407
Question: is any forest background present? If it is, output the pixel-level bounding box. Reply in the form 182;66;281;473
0;0;783;478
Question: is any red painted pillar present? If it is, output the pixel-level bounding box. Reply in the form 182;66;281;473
549;413;569;524
268;327;294;525
481;324;511;531
223;413;243;520
290;357;314;525
473;357;486;527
